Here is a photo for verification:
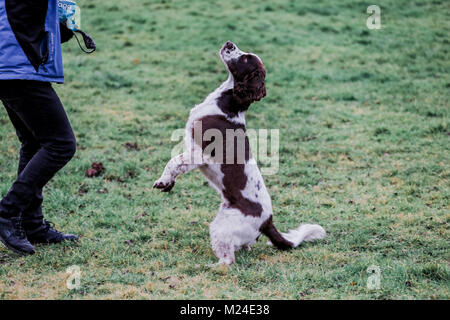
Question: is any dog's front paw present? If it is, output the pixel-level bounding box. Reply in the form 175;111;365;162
153;177;175;192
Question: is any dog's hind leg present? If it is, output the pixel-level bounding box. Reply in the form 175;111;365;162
209;211;237;266
153;153;199;192
209;241;235;267
209;206;260;266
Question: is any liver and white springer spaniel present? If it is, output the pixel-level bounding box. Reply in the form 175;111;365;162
154;41;325;266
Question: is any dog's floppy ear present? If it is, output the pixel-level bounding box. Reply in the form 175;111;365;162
233;70;266;105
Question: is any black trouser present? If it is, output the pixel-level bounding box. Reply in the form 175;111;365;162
0;80;76;232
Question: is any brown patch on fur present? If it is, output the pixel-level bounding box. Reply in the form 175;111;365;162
221;164;262;217
259;216;294;250
216;89;250;117
226;54;266;107
192;115;262;217
233;69;266;106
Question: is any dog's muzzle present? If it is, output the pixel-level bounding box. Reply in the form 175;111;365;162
221;41;243;62
223;41;235;52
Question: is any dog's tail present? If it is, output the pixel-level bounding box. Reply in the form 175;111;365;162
260;216;326;250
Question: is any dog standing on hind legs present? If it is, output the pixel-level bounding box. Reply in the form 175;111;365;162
154;41;326;266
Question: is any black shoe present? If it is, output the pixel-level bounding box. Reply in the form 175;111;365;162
27;220;79;244
0;216;35;255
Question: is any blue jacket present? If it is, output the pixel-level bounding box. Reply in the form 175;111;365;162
0;0;64;83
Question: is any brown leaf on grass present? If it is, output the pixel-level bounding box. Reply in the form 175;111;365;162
92;162;104;172
87;168;97;177
124;142;139;150
87;162;105;177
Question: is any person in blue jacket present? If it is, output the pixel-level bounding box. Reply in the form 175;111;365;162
0;0;79;254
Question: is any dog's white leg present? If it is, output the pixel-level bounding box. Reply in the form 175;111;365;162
210;242;235;267
209;213;236;266
153;153;199;192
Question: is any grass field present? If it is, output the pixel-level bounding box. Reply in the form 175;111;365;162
0;0;449;299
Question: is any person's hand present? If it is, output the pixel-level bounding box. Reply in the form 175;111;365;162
60;23;74;43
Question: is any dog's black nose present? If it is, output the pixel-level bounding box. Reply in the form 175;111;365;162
224;41;235;50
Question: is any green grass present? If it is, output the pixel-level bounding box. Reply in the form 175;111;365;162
0;0;449;299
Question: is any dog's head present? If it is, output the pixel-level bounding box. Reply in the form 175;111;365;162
220;41;266;106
